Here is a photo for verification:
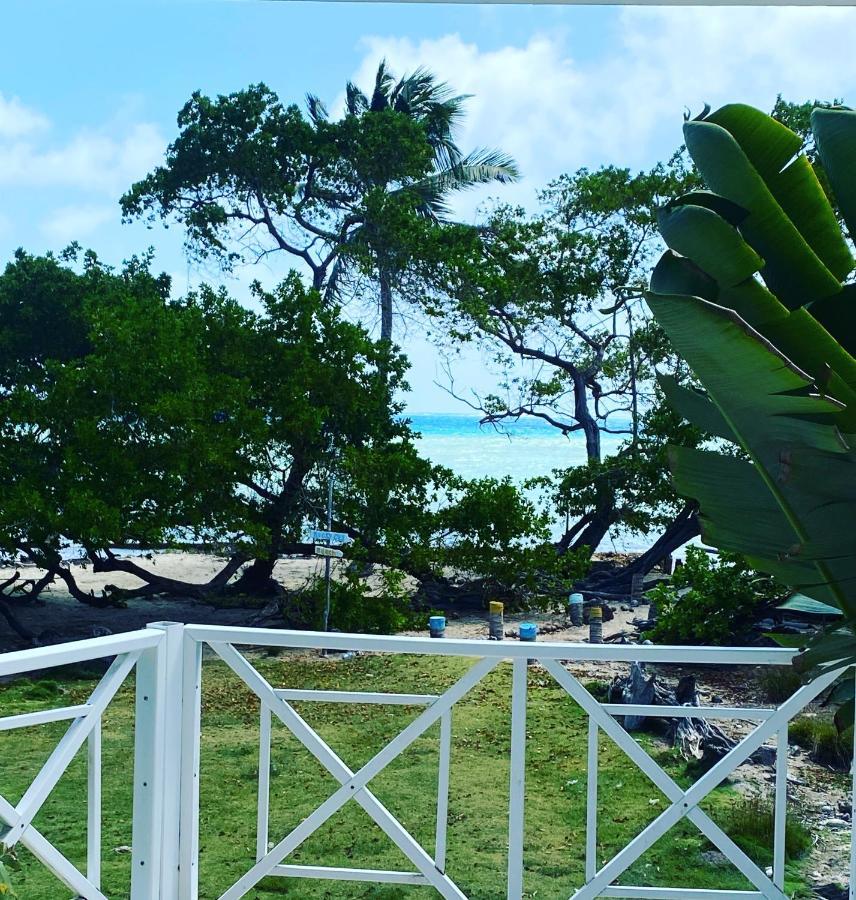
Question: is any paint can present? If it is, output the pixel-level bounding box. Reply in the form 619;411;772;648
589;605;603;644
488;600;504;640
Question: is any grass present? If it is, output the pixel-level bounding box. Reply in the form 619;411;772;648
791;715;853;770
0;654;814;899
722;796;813;861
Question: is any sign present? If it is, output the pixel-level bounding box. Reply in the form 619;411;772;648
314;546;343;559
310;529;351;545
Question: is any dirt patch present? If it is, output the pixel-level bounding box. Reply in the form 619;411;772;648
0;552;418;650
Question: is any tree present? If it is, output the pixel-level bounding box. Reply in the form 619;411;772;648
0;249;565;626
311;61;519;340
645;102;856;719
0;248;250;608
0;249;411;604
429;161;705;566
121;64;518;342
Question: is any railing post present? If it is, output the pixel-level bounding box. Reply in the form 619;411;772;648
131;622;184;900
87;721;102;890
435;710;452;873
256;705;271;863
773;725;788;890
179;630;203;900
507;657;527;899
585;718;598;882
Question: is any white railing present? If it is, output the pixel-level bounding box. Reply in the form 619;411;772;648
0;622;853;899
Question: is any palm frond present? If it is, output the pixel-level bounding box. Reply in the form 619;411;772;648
345;82;368;116
404;149;521;220
370;60;395;112
305;93;329;125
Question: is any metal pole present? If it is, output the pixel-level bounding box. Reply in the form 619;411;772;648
323;476;334;632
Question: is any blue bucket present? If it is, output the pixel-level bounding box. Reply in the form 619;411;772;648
429;616;446;638
519;622;538;642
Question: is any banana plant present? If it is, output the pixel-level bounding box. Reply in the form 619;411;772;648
645;103;856;726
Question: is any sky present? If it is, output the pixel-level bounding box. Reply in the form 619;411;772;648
2;0;856;411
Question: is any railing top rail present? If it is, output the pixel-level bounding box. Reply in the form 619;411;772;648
0;629;161;678
186;624;800;666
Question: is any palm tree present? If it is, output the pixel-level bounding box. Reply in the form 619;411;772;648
308;61;520;342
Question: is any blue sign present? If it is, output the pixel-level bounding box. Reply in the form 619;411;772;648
310;529;351;545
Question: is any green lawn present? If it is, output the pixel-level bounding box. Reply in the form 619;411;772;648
0;653;811;898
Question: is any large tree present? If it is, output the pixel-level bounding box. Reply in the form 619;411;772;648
121;63;518;342
428;161;705;569
0;249;568;630
0;249;411;603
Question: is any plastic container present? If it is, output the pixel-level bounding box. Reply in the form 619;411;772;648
519;622;538;642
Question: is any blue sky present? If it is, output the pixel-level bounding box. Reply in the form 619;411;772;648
2;1;856;411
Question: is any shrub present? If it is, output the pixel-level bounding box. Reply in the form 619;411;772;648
648;547;780;645
280;567;413;634
758;667;803;704
723;796;811;861
790;716;853;770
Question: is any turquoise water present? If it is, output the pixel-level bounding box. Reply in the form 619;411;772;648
408;413;643;551
408;412;624;484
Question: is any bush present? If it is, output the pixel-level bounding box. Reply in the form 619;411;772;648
758;667;803;704
790;716;853;770
723;796;811;861
279;567;413;634
648;547;780;645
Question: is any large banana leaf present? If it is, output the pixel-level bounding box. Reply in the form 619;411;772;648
648;104;856;682
647;291;855;612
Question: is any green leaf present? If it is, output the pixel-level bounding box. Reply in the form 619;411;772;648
684;119;843;307
810;282;856;358
656;374;733;442
794;625;856;675
813;107;856;245
650;250;717;301
706;103;803;180
665;190;749;226
647;289;856;617
657;203;763;288
705;105;852;280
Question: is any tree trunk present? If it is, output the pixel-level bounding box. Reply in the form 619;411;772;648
380;267;393;343
230;554;282;597
576;502;700;596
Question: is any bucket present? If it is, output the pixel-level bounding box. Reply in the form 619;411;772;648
429;615;446;639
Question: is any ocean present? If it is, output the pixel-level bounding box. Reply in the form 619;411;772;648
408;413;645;552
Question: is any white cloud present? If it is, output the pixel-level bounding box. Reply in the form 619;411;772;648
41;204;117;243
0;92;49;138
0;121;165;195
352;7;856;204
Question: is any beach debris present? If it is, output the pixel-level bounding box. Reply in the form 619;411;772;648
608;662;775;767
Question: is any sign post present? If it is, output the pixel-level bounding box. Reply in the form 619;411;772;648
323;478;334;632
314;546;343;559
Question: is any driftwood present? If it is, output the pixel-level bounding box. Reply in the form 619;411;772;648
575;503;700;600
608;662;775;768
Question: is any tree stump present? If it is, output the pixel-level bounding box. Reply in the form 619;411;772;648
607;662;775;768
